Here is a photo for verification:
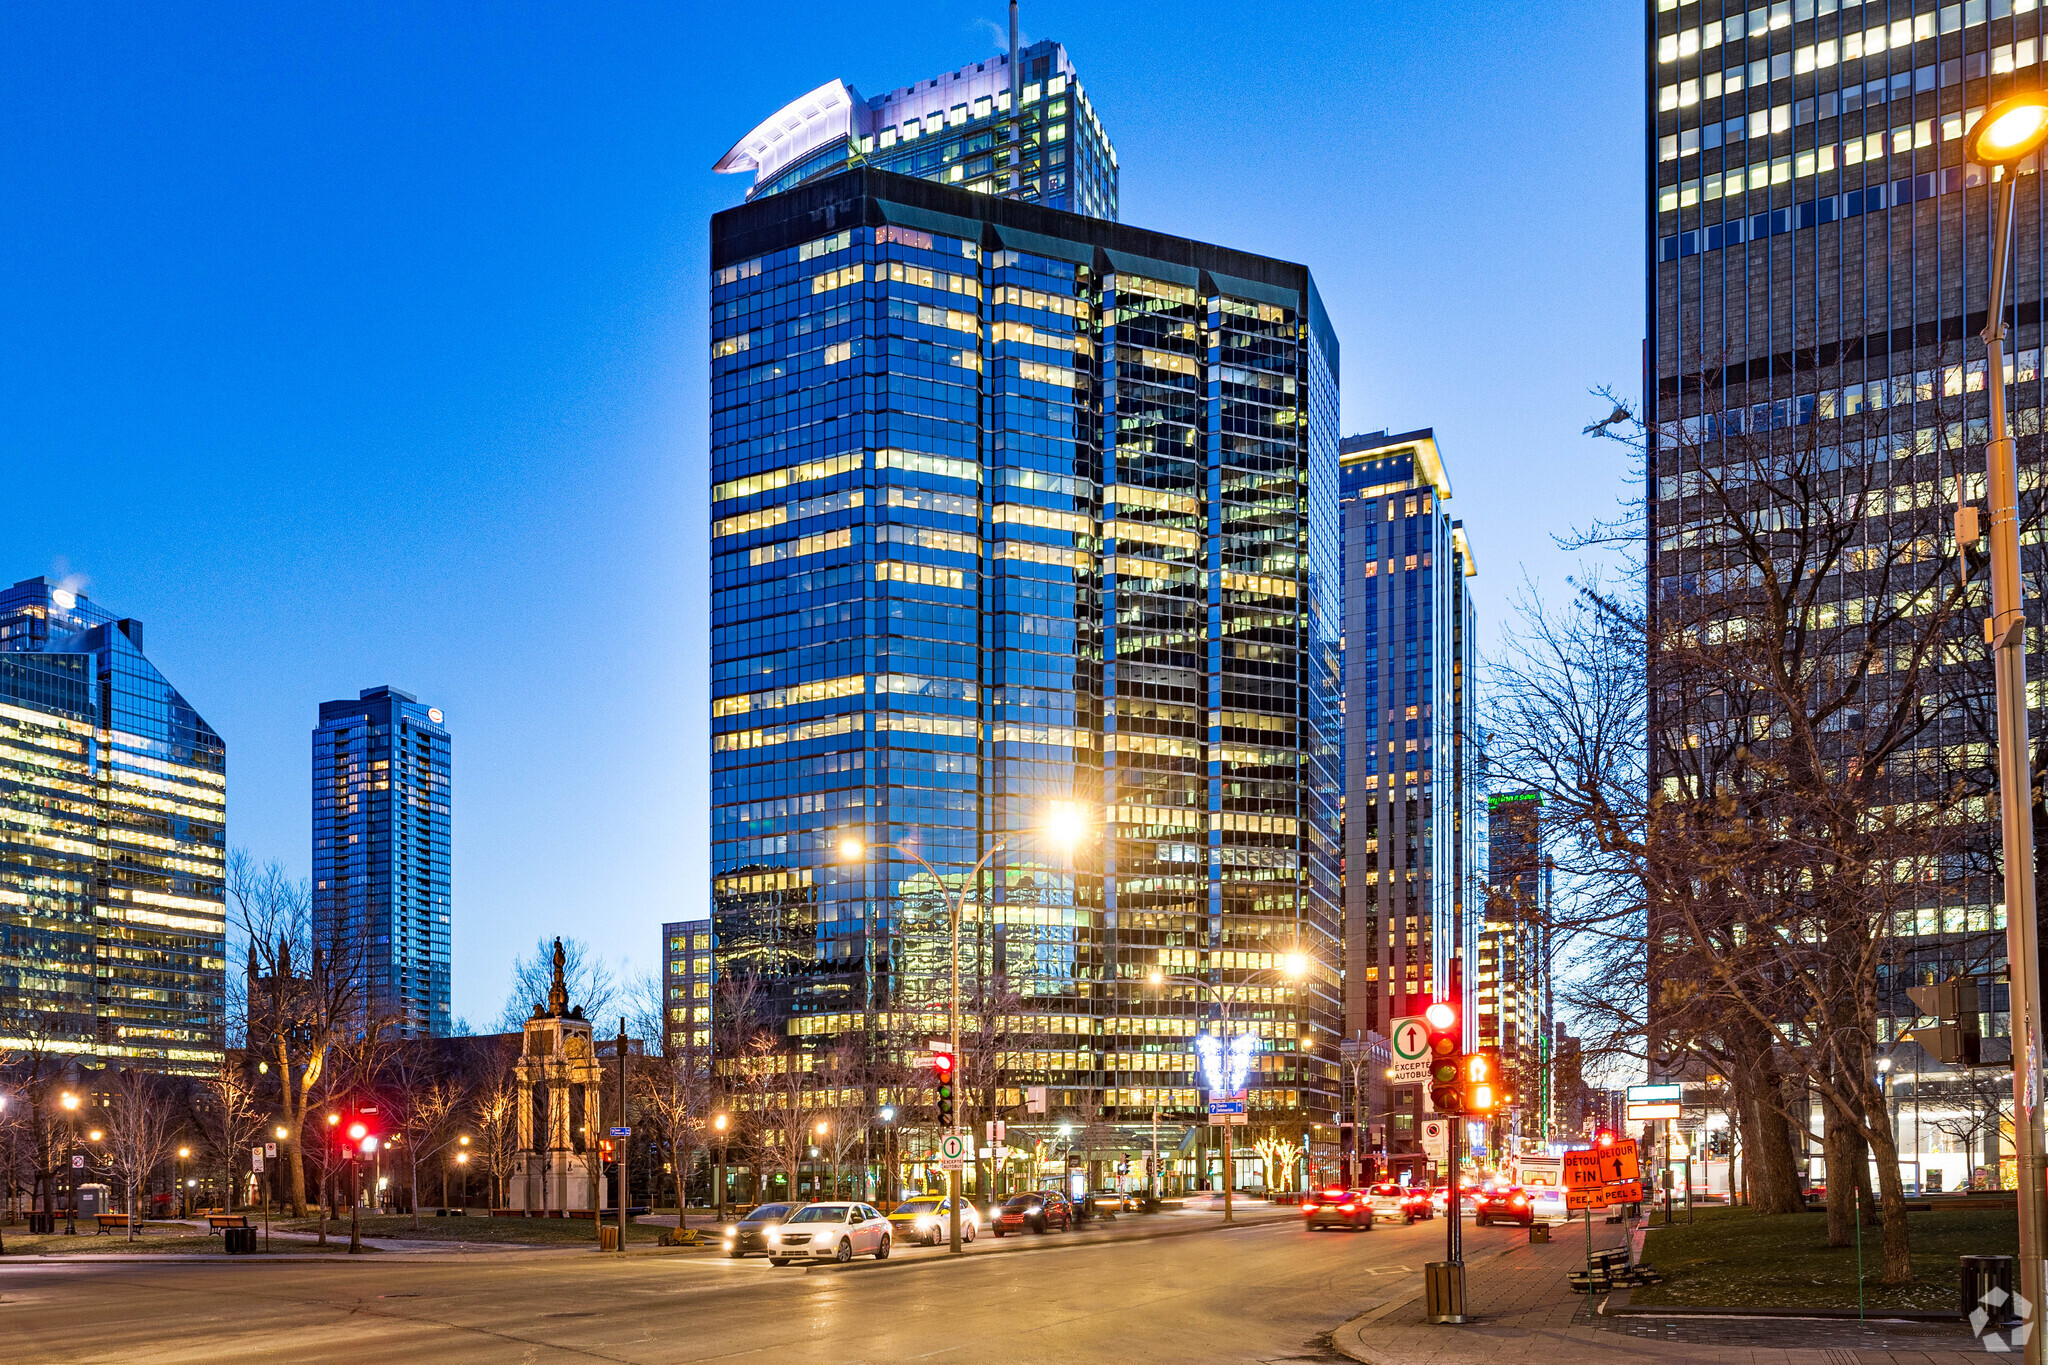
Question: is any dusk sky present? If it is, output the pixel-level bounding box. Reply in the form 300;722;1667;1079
4;1;1641;1027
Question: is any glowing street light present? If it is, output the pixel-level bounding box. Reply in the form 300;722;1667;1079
838;801;1091;1254
1964;90;2048;1347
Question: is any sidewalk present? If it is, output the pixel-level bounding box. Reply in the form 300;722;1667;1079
1330;1225;1988;1365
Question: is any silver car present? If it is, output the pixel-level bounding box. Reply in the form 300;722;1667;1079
766;1202;893;1264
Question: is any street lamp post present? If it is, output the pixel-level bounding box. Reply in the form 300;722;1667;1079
177;1147;190;1220
877;1107;895;1205
60;1092;79;1235
1146;953;1309;1224
840;802;1087;1255
713;1114;729;1222
1965;93;2048;1363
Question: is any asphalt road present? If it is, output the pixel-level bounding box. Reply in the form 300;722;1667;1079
2;1213;1530;1364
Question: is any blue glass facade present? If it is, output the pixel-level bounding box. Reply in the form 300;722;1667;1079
312;686;451;1038
0;576;227;1073
1337;433;1479;1162
710;167;1342;1128
716;40;1118;221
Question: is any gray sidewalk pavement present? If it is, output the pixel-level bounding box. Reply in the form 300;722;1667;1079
1332;1223;1991;1365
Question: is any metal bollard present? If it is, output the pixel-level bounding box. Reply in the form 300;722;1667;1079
1425;1260;1468;1324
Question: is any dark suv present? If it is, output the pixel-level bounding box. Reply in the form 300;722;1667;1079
991;1191;1074;1236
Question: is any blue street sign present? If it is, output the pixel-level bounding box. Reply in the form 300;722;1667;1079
608;1126;631;1138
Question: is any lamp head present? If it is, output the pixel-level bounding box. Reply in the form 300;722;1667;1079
815;1120;829;1136
837;836;865;861
714;1113;728;1132
61;1092;78;1111
1969;91;2048;165
1146;969;1164;986
276;1125;289;1140
1282;950;1309;978
179;1147;190;1158
460;1134;470;1145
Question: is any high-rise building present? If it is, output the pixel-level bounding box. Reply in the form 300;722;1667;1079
1337;431;1479;1163
1648;0;2034;1151
0;576;227;1073
662;918;715;1056
1482;790;1551;1141
708;165;1343;1147
312;686;451;1038
715;39;1118;220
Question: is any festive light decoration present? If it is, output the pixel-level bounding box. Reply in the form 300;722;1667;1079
1195;1031;1258;1096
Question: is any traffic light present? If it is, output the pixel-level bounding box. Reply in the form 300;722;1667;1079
1461;1049;1500;1114
343;1113;379;1159
1424;1001;1462;1114
599;1139;615;1163
1595;1128;1617;1148
932;1045;957;1130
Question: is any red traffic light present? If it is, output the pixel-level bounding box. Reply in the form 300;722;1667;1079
932;1050;955;1078
1596;1128;1616;1148
1423;1001;1457;1031
347;1121;368;1142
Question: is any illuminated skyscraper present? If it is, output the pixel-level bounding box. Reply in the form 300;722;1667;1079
1337;431;1479;1165
312;686;451;1038
716;38;1117;220
708;165;1342;1148
0;576;227;1073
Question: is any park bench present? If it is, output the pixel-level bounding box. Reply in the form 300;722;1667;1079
207;1213;249;1233
94;1213;134;1234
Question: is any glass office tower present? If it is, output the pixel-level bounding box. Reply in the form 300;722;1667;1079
715;39;1118;220
709;167;1342;1144
0;576;227;1073
1481;790;1551;1143
1337;432;1479;1166
312;686;451;1038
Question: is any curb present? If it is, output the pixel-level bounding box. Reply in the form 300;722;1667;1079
1326;1239;1592;1365
1602;1281;1962;1323
804;1211;1297;1275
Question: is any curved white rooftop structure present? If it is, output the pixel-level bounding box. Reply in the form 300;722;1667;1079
713;79;865;191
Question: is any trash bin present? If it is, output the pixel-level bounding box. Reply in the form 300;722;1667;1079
27;1211;55;1234
1529;1223;1550;1244
1424;1261;1467;1324
598;1225;621;1252
1963;1254;2019;1322
224;1226;258;1255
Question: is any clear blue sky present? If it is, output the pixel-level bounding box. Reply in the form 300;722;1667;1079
3;1;1641;1027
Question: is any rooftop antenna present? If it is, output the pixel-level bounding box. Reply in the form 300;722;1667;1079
1009;0;1021;192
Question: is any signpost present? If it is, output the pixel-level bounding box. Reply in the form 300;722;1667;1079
1564;1141;1643;1290
1207;1096;1248;1126
1421;1119;1449;1162
1389;1015;1430;1084
1626;1083;1682;1122
938;1132;969;1172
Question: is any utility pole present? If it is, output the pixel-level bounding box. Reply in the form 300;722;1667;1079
617;1018;629;1253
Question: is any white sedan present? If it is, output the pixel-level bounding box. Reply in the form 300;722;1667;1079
766;1202;892;1264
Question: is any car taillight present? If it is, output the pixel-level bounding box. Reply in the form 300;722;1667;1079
1342;1200;1359;1210
1302;1203;1318;1213
1512;1196;1528;1206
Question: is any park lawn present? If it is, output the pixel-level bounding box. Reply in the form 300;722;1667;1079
1630;1204;2017;1312
0;1222;346;1255
271;1214;670;1247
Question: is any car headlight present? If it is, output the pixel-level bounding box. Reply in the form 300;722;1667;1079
916;1216;933;1228
765;1230;779;1246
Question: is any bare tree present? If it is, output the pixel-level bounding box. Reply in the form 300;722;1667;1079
1491;373;2015;1283
191;1054;265;1214
470;1058;520;1211
381;1045;469;1229
99;1069;181;1240
496;938;616;1034
232;850;375;1218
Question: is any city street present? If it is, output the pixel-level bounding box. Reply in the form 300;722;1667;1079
0;1214;1527;1364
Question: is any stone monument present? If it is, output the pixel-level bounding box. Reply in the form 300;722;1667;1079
509;939;609;1214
